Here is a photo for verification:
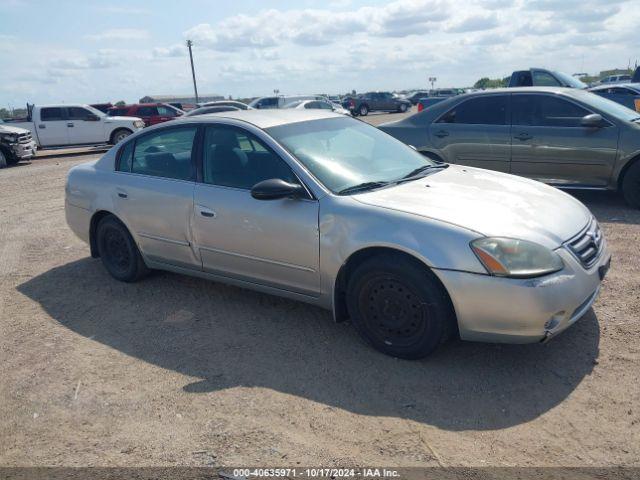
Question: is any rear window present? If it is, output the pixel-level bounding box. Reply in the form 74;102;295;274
439;96;508;125
41;107;64;121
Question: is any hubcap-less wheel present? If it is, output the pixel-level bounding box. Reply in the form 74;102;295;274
400;104;407;112
102;226;132;276
358;275;427;347
359;105;368;116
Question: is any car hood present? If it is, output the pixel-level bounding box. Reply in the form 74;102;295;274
0;125;30;134
352;165;591;248
106;116;142;122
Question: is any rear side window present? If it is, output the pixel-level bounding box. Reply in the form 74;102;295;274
512;95;590;127
137;106;158;116
439;96;508;125
41;107;64;121
126;127;197;180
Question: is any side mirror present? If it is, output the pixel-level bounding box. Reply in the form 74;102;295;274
581;113;605;128
86;114;100;121
251;178;304;200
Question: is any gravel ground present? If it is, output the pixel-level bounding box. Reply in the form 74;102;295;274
0;111;639;467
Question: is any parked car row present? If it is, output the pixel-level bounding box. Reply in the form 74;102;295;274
342;92;412;116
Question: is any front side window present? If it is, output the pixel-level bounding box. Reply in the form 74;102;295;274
202;126;296;189
532;71;561;86
67;107;95;120
108;108;128;116
126;127;197;180
512;95;589;127
157;105;177;117
266;117;437;194
41;107;64;121
439;96;508;125
137;106;158;117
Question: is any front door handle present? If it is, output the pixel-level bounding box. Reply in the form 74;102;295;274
515;133;532;141
197;205;216;218
434;130;449;138
67;122;74;127
117;190;128;199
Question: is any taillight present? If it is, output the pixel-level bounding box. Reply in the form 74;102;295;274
349;99;355;108
417;102;424;112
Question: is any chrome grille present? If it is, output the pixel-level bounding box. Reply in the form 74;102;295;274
566;218;603;269
18;132;32;143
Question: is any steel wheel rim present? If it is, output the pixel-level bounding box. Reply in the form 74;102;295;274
358;275;428;347
103;227;131;274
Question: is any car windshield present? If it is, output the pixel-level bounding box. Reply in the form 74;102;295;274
266;117;437;194
554;71;587;89
571;90;640;122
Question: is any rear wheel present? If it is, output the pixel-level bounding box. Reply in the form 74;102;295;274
96;215;149;282
622;161;640;208
359;104;369;116
0;149;7;168
346;254;455;359
399;103;408;113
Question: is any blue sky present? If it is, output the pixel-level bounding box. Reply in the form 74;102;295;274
1;0;639;107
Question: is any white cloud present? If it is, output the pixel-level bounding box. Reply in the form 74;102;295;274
85;28;149;41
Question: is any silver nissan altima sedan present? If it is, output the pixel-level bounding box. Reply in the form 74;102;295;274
65;110;611;359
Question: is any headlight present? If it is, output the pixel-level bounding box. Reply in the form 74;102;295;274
470;237;563;278
133;120;145;128
5;134;18;142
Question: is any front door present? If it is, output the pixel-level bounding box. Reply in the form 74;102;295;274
114;125;199;269
67;106;105;144
37;107;70;147
510;93;619;187
429;94;511;172
193;124;320;296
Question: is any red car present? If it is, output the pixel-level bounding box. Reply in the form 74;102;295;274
107;103;183;126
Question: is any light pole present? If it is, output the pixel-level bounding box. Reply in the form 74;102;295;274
428;76;437;90
186;40;199;103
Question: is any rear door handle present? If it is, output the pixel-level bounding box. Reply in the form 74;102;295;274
434;130;449;138
197;205;216;218
67;122;74;127
515;133;532;141
117;190;128;199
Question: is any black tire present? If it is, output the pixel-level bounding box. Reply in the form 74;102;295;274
346;254;455;359
110;128;132;145
0;150;7;168
96;215;149;282
622;161;640;208
359;104;369;116
399;103;408;113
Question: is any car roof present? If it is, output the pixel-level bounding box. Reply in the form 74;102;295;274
464;86;575;95
590;83;640;91
178;109;343;128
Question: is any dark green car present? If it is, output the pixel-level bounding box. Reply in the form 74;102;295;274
380;87;640;207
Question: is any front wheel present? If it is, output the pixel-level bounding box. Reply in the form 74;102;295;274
622;161;640;209
0;149;7;168
110;128;132;145
399;103;408;113
96;216;149;282
346;254;455;359
359;105;369;116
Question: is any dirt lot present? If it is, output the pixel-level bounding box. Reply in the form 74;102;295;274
1;111;639;467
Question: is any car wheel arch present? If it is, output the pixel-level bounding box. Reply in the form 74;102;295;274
617;152;640;190
332;246;457;327
89;210;137;258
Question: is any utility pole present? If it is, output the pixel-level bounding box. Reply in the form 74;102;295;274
186;40;199;103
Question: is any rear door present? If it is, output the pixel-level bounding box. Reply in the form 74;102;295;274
510;93;619;187
36;107;70;146
136;106;158;126
429;94;511;172
113;125;200;269
67;106;105;144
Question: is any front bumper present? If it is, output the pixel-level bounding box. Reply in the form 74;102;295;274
434;243;610;344
10;140;37;159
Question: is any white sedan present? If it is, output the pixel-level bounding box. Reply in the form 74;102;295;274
284;99;351;115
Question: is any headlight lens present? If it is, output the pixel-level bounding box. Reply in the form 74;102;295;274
133;120;145;128
471;237;564;278
6;134;18;142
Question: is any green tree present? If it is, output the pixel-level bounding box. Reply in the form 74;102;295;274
115;100;126;107
473;77;507;89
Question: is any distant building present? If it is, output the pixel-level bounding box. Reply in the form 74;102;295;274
139;94;224;104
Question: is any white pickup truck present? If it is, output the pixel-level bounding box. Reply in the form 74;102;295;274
7;104;145;149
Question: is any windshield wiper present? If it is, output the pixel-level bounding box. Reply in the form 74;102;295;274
337;181;391;195
397;163;449;183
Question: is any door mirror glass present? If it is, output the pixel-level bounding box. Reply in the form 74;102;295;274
251;178;303;200
581;113;605;128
